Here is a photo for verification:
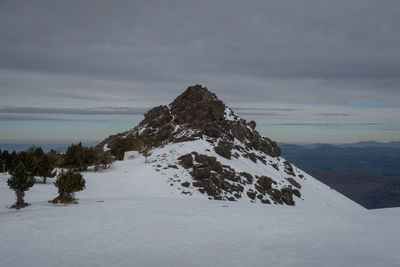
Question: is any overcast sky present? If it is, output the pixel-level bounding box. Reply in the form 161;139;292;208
0;0;399;143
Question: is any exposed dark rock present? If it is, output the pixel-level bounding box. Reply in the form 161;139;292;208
227;196;236;201
255;184;266;195
168;164;178;169
271;163;279;171
256;155;267;165
214;141;232;159
257;176;277;190
143;105;172;128
285;177;302;189
178;154;193;169
195;154;222;172
174;136;197;143
99;84;281;162
181;182;190;187
221;167;238;182
195;154;211;164
281;188;295;205
240;172;253;184
193;163;208;169
261;199;271;204
194;179;219;197
170;85;225;125
247;190;256;200
248;120;256;130
246;152;257;163
283;161;296;176
191;168;211;180
182;154;247;200
267;189;283;204
293;189;301;198
234;193;241;199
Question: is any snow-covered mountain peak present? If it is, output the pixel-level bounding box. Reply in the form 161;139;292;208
99;85;363;209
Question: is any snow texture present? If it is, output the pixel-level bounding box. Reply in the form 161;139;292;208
224;106;237;121
103;143;110;151
140;139;363;208
1;146;399;267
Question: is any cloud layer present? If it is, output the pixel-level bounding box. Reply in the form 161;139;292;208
1;0;400;105
0;0;399;142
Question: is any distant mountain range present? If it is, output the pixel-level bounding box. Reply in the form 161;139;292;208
291;141;400;149
280;143;400;209
337;141;400;148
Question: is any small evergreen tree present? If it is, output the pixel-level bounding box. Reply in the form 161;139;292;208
6;151;16;172
63;143;98;171
100;150;114;169
29;147;56;183
51;170;86;204
12;151;37;177
93;148;114;171
63;143;85;170
0;150;5;175
7;161;35;209
48;149;63;167
1;150;7;172
37;153;56;183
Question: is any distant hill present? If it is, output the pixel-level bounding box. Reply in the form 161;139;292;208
280;143;400;209
285;141;400;149
280;144;400;176
337;141;400;148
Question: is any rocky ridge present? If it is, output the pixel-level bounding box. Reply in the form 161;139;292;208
100;85;304;205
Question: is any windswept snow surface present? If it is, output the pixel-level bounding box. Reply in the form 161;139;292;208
1;143;400;267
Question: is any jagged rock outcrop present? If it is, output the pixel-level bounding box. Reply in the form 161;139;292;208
99;84;302;205
100;85;280;159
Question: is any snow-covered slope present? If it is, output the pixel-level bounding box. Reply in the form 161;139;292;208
112;138;361;211
1;168;399;267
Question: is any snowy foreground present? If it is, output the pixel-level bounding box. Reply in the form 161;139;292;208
1;156;400;267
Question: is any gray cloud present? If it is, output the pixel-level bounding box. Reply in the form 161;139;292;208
0;115;106;122
0;106;149;115
1;0;399;80
237;112;280;116
0;0;399;107
234;108;299;112
315;113;353;117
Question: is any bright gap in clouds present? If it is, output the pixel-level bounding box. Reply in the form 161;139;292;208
0;103;399;144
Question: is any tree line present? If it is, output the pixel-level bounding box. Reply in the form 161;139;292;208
2;143;114;209
1;142;114;178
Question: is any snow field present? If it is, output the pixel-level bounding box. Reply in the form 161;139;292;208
1;141;399;267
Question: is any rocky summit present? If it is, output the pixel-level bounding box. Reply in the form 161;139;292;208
99;85;307;205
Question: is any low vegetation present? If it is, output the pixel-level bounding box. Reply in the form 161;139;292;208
50;170;86;204
7;161;35;209
2;142;113;209
63;142;114;171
